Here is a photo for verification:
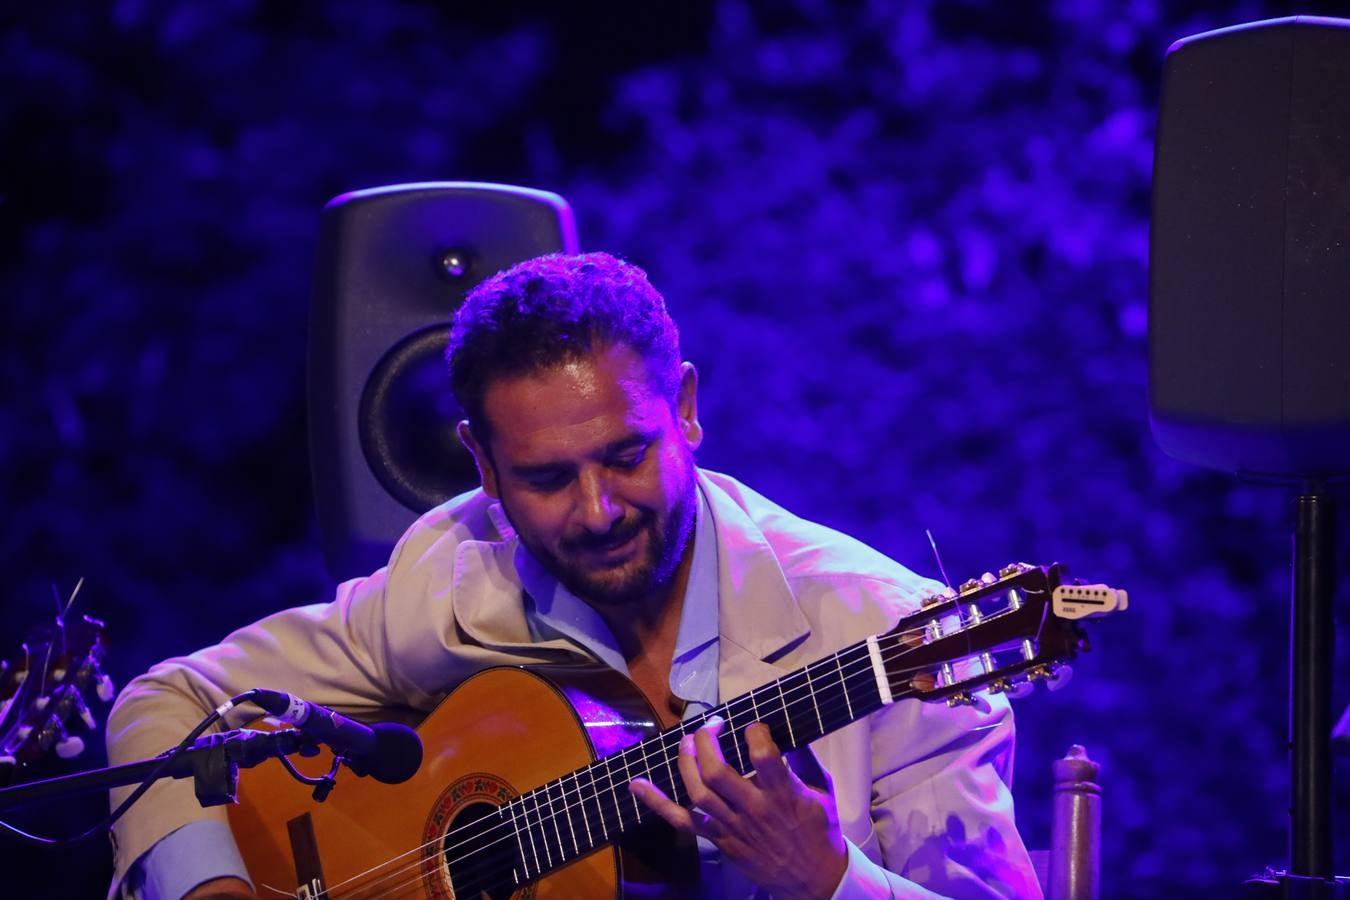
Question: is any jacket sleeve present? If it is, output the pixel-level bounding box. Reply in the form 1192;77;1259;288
105;564;409;891
786;567;1042;900
835;691;1042;899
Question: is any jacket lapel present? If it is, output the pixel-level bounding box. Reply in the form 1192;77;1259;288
700;474;812;698
450;534;580;659
450;483;816;692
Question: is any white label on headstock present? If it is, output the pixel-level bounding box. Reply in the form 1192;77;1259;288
866;635;894;705
1052;584;1128;619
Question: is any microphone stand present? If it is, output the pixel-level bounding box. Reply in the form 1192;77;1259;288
1286;489;1341;898
1243;486;1349;900
0;727;327;815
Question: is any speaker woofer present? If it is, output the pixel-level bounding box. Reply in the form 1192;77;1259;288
359;325;475;514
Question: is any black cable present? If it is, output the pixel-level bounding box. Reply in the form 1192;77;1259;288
0;688;264;847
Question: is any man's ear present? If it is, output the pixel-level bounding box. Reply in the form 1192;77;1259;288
456;420;499;499
676;361;703;450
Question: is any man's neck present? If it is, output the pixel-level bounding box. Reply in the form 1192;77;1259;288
592;536;696;663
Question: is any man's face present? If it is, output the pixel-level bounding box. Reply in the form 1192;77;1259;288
461;344;703;608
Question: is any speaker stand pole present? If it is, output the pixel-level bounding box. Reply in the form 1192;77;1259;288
1288;487;1334;899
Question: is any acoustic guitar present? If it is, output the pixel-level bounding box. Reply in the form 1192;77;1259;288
229;562;1126;898
0;611;111;785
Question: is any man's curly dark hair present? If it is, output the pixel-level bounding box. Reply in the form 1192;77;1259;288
447;252;682;439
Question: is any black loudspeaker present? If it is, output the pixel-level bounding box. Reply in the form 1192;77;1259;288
308;183;579;580
1149;16;1350;479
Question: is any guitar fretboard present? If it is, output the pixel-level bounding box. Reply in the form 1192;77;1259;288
492;637;894;887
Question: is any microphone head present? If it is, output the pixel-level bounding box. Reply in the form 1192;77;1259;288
348;722;423;784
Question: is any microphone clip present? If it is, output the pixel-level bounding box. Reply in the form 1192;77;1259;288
177;727;319;807
273;740;345;803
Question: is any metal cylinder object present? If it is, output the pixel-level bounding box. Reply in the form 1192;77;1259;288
1049;744;1101;900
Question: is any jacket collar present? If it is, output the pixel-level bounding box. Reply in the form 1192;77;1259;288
449;471;812;668
697;471;811;667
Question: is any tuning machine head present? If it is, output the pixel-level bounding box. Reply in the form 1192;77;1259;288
54;730;86;760
945;691;993;714
988;677;1035;700
1026;662;1074;692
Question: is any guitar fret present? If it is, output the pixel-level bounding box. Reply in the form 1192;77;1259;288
852;643;886;713
640;731;670;797
560;774;578;855
775;679;797;747
529;788;552;871
587;760;609;843
622;747;642;823
546;780;568;861
805;667;825;735
506;799;527;883
522;795;542;881
585;760;608;842
833;651;854;719
605;755;627;832
569;770;592;849
724;702;746;772
665;729;685;803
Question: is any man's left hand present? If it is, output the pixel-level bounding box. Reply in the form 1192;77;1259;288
629;716;848;900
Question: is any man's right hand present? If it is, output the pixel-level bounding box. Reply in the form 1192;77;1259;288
184;876;255;899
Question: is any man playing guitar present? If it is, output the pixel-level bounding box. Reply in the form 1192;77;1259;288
107;253;1040;899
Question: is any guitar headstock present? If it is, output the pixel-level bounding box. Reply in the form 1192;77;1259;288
0;613;112;783
882;563;1126;707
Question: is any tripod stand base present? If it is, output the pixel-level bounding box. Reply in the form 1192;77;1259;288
1242;868;1350;899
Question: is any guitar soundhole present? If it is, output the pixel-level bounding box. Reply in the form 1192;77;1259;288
422;773;528;900
444;802;517;900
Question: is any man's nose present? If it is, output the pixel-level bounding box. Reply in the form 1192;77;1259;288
576;471;623;533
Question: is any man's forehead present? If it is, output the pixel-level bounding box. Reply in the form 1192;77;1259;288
480;346;670;452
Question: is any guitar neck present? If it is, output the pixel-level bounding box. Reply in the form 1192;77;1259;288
499;637;891;885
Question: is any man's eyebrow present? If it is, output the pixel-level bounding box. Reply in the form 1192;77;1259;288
509;460;570;479
508;432;655;477
603;433;652;455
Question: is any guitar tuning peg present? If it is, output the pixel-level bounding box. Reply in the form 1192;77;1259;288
1044;664;1074;692
980;571;997;585
55;731;85;760
1007;680;1035;699
919;592;945;609
96;672;116;703
71;691;97;730
32;694;50;712
945;692;993;714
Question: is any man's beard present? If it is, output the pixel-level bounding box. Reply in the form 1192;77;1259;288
510;477;697;607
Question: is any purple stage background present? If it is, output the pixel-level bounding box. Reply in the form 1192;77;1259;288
2;2;1348;896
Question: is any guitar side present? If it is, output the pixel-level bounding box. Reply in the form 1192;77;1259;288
230;665;694;898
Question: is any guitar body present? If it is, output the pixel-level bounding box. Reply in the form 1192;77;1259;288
230;665;696;898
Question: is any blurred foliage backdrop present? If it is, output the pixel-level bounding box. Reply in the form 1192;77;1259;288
2;1;1348;896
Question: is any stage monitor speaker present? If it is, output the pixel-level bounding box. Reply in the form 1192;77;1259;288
1149;16;1350;480
309;182;579;580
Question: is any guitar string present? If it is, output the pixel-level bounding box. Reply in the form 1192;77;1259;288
316;599;1040;900
321;644;921;900
319;599;1040;900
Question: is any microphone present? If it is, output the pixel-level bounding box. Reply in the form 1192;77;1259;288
250;689;422;785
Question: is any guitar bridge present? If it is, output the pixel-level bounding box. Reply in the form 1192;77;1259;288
296;877;326;899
